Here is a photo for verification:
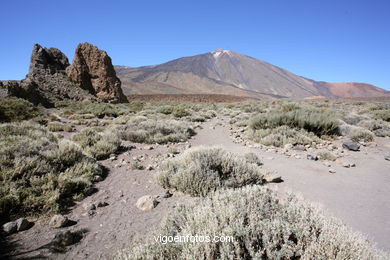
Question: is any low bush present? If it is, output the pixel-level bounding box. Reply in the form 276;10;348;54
373;110;390;122
72;128;121;160
121;119;195;144
358;119;390;137
0;98;40;123
0;122;102;220
117;186;388;260
317;151;337;161
249;108;340;136
156;147;265;196
350;128;374;142
249;126;321;147
47;121;73;132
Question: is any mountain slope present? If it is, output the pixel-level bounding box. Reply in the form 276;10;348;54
115;49;389;99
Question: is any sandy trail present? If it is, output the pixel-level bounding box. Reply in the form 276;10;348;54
3;116;390;259
191;118;390;251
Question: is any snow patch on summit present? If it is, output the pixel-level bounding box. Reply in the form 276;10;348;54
212;49;231;58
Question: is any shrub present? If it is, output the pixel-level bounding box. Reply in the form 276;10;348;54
156;147;265;196
156;105;174;115
249;108;340;136
358;119;390;137
373;110;390;122
72;128;121;160
117;186;388;260
0;122;102;220
318;151;337;161
243;152;263;166
350;128;374;142
172;106;191;118
249;126;321;147
0;98;39;123
47;121;73;132
121;119;195;144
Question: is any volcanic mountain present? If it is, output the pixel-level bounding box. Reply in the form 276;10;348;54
115;49;389;99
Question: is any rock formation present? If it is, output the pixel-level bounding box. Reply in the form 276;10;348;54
1;43;127;106
66;42;127;103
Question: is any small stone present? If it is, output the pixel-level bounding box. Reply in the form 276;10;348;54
284;144;293;150
53;230;82;247
15;218;31;231
342;162;350;168
49;214;69;228
136;195;159;211
329;168;336;174
146;165;154;171
307;154;318;161
264;175;283;183
342;141;360;151
293;145;306;151
2;221;17;234
97;201;109;207
109;154;117;161
385;155;390;161
93;175;103;182
162;190;173;198
294;155;301;159
143;145;154;150
83;202;96;211
323;162;331;167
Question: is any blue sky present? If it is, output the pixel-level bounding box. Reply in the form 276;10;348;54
1;0;389;90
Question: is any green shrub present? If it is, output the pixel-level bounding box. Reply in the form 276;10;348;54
117;186;388;260
156;105;174;115
350;129;374;142
249;126;321;147
0;98;39;123
373;110;390;122
156;147;265;196
172;106;191;118
249;108;340;136
121;119;195;144
0;122;102;220
72;128;121;160
47;121;73;132
318;151;337;161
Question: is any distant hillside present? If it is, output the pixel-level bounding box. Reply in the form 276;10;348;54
116;49;390;99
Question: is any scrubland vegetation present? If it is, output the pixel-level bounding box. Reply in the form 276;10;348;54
118;185;388;260
0;122;102;220
1;97;390;259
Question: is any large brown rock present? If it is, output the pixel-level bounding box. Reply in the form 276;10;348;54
1;44;96;107
67;43;127;103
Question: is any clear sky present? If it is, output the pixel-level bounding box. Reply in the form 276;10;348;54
1;0;389;90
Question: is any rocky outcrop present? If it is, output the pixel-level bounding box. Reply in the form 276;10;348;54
66;43;127;103
1;43;127;106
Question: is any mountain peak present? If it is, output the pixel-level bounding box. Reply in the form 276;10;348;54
212;48;231;58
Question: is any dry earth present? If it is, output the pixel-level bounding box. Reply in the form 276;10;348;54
2;116;390;259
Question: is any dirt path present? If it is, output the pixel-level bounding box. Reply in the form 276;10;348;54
191;118;390;251
3;117;390;259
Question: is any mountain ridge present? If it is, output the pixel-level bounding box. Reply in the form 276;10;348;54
115;49;389;99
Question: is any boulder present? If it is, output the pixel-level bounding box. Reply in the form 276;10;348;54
15;218;31;231
53;230;82;246
66;42;127;103
49;214;69;228
307;154;318;161
136;195;158;211
385;155;390;161
2;221;17;234
342;141;360;151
